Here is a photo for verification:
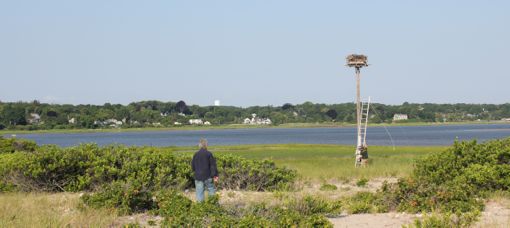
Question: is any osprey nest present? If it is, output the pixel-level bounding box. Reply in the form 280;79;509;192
346;54;368;67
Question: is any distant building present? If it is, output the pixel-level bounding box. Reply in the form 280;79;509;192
68;117;76;124
393;114;408;121
243;113;272;125
204;121;211;125
174;122;182;125
502;118;510;122
214;100;221;106
95;119;123;128
28;113;41;124
189;119;203;125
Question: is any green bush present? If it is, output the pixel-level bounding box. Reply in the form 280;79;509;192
288;195;341;216
0;136;37;154
377;138;510;222
81;180;156;215
155;189;192;217
407;211;480;228
319;183;338;191
157;193;335;227
356;177;369;187
217;154;297;191
347;191;379;214
302;214;334;228
0;143;296;193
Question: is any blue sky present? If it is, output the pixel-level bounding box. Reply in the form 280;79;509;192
1;1;509;106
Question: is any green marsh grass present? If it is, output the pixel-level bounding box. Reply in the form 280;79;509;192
173;144;446;180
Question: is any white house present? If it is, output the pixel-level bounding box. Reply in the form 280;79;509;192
189;119;203;125
68;117;76;124
174;122;182;125
393;114;408;121
94;119;123;127
28;113;41;124
243;113;272;125
204;121;211;125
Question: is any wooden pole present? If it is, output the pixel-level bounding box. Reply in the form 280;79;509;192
356;67;361;148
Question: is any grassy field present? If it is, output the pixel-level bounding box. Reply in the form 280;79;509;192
173;144;447;181
0;193;117;227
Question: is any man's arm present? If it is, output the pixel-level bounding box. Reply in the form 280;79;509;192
209;153;218;180
191;154;196;172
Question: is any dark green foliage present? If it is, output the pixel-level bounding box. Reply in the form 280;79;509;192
0;143;296;193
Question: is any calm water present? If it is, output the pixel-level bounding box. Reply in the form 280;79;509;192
5;124;510;147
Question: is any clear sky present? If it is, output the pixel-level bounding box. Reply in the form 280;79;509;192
1;1;509;107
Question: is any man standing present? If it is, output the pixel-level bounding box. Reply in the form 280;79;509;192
191;138;218;202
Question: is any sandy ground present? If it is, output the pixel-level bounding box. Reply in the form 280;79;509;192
329;200;510;228
329;212;418;228
473;200;510;228
114;179;510;227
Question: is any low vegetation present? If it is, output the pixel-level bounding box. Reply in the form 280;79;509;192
1;136;509;227
0;138;296;193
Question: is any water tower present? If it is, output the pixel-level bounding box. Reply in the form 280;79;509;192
346;54;370;167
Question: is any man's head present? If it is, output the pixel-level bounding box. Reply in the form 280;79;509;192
199;138;208;149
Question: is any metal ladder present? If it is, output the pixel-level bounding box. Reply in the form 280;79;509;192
359;97;371;147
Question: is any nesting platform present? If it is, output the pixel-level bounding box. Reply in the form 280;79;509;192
346;54;368;67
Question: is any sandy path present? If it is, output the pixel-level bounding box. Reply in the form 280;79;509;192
329;213;418;228
474;200;510;228
329;200;510;228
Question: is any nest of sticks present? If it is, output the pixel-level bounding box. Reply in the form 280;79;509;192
346;54;368;67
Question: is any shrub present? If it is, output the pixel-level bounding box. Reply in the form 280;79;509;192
320;183;338;191
0;143;296;193
356;177;369;187
347;191;377;214
376;138;510;227
302;214;334;228
81;180;156;215
0;136;37;154
407;211;480;228
155;189;192;217
159;193;336;227
216;155;297;191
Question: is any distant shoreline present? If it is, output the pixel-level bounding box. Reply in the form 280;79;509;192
2;121;509;135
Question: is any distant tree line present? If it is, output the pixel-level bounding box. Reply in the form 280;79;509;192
0;100;509;130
